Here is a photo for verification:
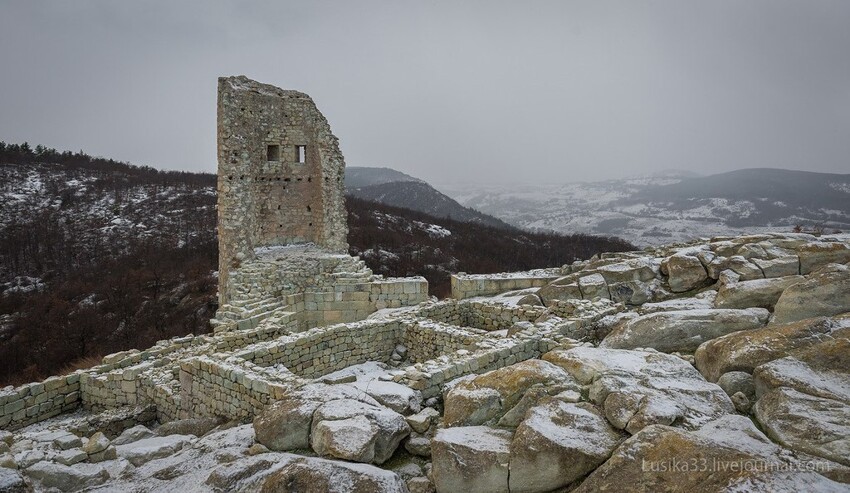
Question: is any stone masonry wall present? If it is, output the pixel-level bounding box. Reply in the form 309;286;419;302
451;269;561;300
217;76;348;305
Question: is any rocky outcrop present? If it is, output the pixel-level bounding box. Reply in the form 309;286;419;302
254;399;320;451
694;315;850;382
714;275;804;310
509;400;623;493
543;347;733;433
754;387;850;467
115;435;192;466
443;359;579;427
260;456;409;493
0;468;31;493
753;357;850;403
772;264;850;324
24;462;110;492
431;426;512;493
600;308;769;353
661;253;709;292
310;399;409;464
575;415;847;492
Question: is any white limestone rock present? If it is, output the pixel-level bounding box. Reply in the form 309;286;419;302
662;254;709;292
352;380;422;415
714;275;804;310
81;432;110;455
576;414;848;492
112;425;154;446
311;415;378;463
443;359;579;427
254;398;321;451
0;468;30;493
753;356;850;403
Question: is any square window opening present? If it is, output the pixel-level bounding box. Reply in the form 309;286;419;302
267;144;280;162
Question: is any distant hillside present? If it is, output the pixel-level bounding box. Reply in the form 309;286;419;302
348;180;513;229
0;142;634;385
345;166;423;188
625;168;850;226
443;168;850;245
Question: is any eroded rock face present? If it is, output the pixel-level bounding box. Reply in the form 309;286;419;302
753;357;850;403
772;265;850;324
695;315;850;382
431;426;512;493
443;359;579;427
509;400;623;493
754;387;850;467
600;308;769;353
797;241;850;274
543;347;733;433
260;456;408;493
575;415;847;493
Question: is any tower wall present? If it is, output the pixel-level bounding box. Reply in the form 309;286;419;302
217;76;348;304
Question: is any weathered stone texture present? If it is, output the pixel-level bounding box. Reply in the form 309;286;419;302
218;76;348;305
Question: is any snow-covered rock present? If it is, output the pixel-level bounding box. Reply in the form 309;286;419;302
543;347;733;433
509;400;623;493
443;359;579;427
310;399;409;465
755;387;850;467
695;314;850;382
254;398;320;451
661;254;709;292
0;468;30;493
24;462;110;492
772;264;850;323
753;357;850;403
600;308;769;353
714;275;803;310
431;426;512;493
114;435;192;466
260;456;409;493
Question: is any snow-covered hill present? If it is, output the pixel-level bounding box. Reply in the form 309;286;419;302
439;169;850;246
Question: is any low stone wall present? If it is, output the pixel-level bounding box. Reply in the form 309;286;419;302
370;277;429;309
451;269;561;300
406;321;485;363
417;299;546;332
178;356;293;420
234;319;409;379
0;374;81;430
398;337;552;399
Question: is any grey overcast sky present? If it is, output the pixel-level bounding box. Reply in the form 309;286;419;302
1;1;848;185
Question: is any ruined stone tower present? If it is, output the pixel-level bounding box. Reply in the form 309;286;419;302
217;76;348;304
